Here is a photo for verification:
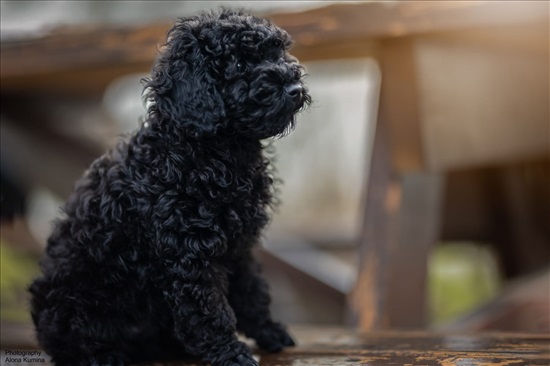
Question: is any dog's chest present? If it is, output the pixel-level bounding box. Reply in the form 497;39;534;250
147;144;273;242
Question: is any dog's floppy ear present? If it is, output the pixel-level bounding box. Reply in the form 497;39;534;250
144;17;225;136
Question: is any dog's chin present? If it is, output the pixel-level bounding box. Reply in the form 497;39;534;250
229;90;310;140
243;117;295;140
263;96;309;139
270;119;296;139
292;96;309;114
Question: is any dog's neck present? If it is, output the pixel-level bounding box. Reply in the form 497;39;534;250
135;116;265;159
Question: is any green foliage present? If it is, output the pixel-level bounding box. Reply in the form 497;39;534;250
0;242;40;322
428;242;501;326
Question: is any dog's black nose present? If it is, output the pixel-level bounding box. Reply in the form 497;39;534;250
285;83;303;99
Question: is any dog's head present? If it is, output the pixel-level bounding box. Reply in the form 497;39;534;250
144;9;311;139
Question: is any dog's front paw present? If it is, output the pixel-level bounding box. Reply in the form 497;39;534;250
223;353;259;366
255;322;296;353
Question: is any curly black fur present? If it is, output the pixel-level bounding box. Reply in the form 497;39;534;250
29;9;310;366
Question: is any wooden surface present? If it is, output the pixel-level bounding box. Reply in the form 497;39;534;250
260;327;550;366
2;326;549;365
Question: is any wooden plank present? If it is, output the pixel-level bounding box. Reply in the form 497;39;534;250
350;108;394;330
349;41;421;329
261;327;550;365
269;1;548;48
352;172;444;329
1;2;547;94
351;38;445;329
0;23;167;95
385;173;444;329
1;23;167;77
2;325;549;365
378;38;424;172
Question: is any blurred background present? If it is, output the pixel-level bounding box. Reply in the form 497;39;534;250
1;0;548;350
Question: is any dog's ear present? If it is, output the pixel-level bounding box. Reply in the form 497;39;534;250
144;18;225;136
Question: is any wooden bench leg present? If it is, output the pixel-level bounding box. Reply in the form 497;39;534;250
351;114;444;330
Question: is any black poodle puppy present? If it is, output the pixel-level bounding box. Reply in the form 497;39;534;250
29;9;310;366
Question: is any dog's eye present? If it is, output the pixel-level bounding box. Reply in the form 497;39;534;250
236;61;247;73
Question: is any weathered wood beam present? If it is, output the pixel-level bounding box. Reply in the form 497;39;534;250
0;23;167;95
269;1;547;46
351;107;445;330
1;2;546;95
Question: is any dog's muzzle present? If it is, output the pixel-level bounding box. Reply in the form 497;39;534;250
285;82;307;113
284;83;303;101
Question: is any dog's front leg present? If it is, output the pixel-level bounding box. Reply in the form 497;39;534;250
164;262;258;366
228;252;295;353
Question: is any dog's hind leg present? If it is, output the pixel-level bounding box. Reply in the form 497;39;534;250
36;328;130;366
228;252;295;353
30;288;131;366
38;329;130;366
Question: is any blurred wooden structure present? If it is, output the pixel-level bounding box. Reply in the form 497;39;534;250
1;1;549;339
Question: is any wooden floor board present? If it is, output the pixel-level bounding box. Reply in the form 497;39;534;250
2;325;548;365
